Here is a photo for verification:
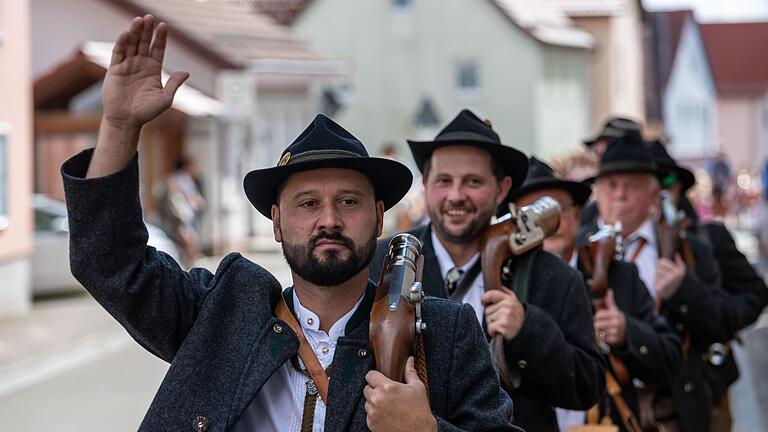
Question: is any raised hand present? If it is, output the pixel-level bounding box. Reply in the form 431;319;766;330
102;15;189;129
87;15;189;179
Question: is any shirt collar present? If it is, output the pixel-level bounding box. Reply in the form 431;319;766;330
430;230;480;279
292;288;365;342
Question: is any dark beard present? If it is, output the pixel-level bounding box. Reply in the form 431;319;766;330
282;230;377;286
428;205;492;244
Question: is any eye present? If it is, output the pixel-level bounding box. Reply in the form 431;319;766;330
434;177;451;186
299;199;318;208
339;198;358;206
467;177;484;187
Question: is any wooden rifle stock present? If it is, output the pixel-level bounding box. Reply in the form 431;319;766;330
481;197;561;389
369;234;427;383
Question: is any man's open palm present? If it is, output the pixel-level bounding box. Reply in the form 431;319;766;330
102;15;188;129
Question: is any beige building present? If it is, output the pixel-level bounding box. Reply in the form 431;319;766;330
268;0;594;161
0;0;34;318
552;0;647;131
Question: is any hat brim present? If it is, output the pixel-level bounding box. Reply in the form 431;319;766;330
655;164;696;193
406;138;529;191
509;178;592;206
586;161;657;183
244;157;413;219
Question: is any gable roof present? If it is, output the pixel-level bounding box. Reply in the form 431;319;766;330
106;0;325;68
491;0;594;48
35;42;223;116
547;0;631;17
255;0;593;49
701;21;768;93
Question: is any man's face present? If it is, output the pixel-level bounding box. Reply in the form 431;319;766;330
272;168;384;286
423;145;512;244
516;188;581;260
594;173;659;236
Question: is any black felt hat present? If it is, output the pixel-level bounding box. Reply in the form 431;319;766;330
407;109;529;190
591;132;657;180
647;139;696;192
503;157;592;212
583;117;643;147
244;114;413;219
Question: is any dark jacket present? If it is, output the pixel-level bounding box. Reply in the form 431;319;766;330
695;222;768;403
371;225;606;432
581;218;722;432
575;233;682;430
61;149;517;432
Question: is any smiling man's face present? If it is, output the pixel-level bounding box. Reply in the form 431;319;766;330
423;145;511;245
272;168;384;286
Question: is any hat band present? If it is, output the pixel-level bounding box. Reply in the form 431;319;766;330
434;131;498;144
280;149;361;166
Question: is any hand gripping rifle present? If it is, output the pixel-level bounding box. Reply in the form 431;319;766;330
578;223;642;432
480;196;561;390
369;233;429;387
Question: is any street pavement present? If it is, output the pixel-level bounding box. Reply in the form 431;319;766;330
1;239;767;431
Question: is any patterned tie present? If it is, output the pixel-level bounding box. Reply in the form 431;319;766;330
445;267;464;296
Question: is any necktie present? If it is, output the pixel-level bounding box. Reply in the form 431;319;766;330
445;266;464;296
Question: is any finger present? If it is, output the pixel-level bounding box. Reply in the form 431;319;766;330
675;254;685;269
110;32;130;66
604;289;617;309
137;14;155;56
487;321;504;337
363;385;375;402
481;289;517;306
150;22;169;63
483;299;510;317
365;370;388;387
403;357;421;385
125;17;144;58
163;71;190;101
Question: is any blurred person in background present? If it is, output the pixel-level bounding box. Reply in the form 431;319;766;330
159;156;206;267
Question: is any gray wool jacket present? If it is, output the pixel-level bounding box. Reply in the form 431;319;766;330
61;149;518;432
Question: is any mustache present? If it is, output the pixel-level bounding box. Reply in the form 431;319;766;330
310;231;355;250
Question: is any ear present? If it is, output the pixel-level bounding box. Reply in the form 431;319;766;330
376;201;385;237
271;204;282;242
495;176;513;206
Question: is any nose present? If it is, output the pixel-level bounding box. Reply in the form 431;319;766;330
446;182;466;205
316;202;343;232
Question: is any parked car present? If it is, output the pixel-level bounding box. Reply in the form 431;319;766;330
32;194;181;295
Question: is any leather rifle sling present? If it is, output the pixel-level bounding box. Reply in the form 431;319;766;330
275;296;330;403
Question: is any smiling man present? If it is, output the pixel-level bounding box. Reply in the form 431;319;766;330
370;110;606;431
60;16;516;432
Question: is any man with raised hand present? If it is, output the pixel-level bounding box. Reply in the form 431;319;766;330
62;16;516;432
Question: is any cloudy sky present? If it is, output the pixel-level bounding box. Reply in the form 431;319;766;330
643;0;768;22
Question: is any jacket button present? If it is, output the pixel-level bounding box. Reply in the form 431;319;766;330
273;323;283;334
679;305;689;315
676;323;684;332
517;360;527;369
640;345;649;356
193;416;209;432
683;382;694;393
358;349;368;358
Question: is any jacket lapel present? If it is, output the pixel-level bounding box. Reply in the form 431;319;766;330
416;225;448;299
325;284;377;430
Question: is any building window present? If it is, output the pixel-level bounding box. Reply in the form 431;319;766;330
456;60;480;97
0;128;8;231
